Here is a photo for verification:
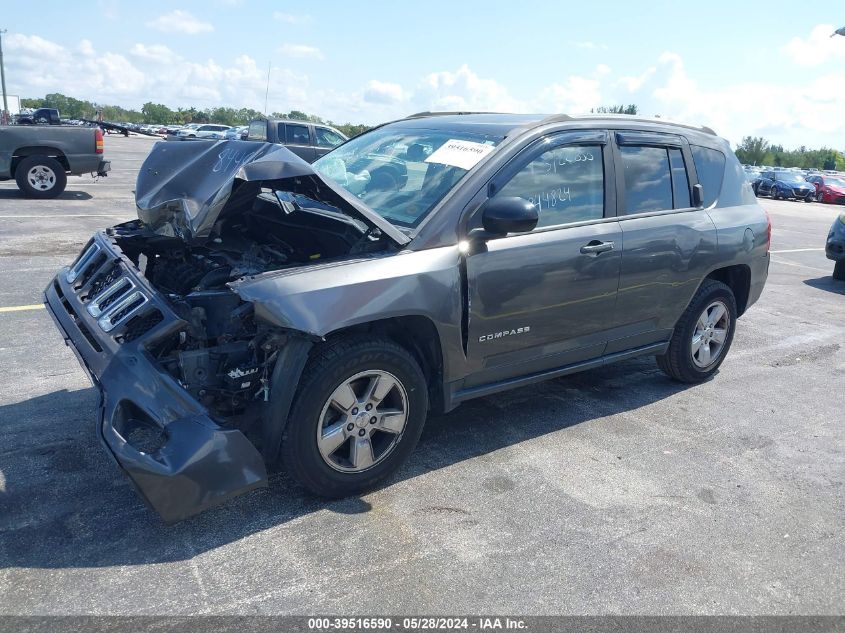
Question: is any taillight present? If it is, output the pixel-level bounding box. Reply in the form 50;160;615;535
764;210;772;253
95;127;104;154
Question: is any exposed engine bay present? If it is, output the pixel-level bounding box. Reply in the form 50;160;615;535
111;189;393;427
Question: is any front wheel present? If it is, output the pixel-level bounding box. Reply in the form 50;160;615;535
657;279;737;383
280;336;428;497
771;187;780;200
834;261;845;281
816;191;825;203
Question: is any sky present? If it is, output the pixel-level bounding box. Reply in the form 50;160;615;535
3;0;845;149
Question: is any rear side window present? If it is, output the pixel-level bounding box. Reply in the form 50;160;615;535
691;145;726;207
286;124;310;145
620;146;673;214
496;144;604;228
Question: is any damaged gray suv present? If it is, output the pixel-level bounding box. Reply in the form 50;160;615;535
45;112;770;521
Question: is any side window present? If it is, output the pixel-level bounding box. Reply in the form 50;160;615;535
315;127;345;148
690;145;726;207
495;144;604;228
286;124;310;145
669;148;691;208
619;145;673;214
247;120;267;141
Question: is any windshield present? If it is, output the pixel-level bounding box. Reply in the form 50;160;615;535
312;127;502;228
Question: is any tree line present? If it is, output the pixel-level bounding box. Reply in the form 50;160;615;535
20;93;370;138
18;95;844;169
734;136;844;171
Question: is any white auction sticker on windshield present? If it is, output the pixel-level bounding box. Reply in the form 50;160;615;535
424;139;495;170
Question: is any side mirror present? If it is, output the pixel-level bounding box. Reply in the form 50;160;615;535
692;183;704;208
476;197;539;237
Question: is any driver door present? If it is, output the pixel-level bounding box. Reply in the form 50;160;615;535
463;130;622;388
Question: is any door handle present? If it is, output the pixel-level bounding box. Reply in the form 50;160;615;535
580;240;615;254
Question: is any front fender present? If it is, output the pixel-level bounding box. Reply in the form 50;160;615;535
230;246;466;380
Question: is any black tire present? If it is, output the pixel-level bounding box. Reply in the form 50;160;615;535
14;155;67;199
771;186;779;200
656;279;737;383
816;191;824;203
834;261;845;281
804;193;813;203
280;335;428;497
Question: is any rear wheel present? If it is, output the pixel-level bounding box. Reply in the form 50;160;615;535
834;261;845;281
657;279;737;383
14;155;67;199
280;336;428;497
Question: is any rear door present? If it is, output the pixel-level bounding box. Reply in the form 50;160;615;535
608;131;718;352
463;130;623;387
282;123;317;162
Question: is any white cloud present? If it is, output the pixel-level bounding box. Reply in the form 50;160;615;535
273;12;310;24
146;10;214;35
783;24;845;67
129;43;178;65
363;80;407;105
4;33;306;114
538;76;602;114
278;44;323;60
596;64;612;76
417;64;527;112
618;66;656;92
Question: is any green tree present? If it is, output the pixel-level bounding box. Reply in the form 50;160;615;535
591;104;638;115
735;136;769;166
141;102;175;124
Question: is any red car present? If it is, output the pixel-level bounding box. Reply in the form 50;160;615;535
806;174;845;204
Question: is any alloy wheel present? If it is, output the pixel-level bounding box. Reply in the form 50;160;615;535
316;370;408;473
691;300;730;369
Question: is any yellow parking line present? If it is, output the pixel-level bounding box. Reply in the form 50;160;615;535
0;304;45;313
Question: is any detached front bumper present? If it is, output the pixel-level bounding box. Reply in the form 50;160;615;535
43;231;267;523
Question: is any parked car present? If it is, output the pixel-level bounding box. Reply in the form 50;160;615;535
755;171;815;201
744;170;763;194
44;113;770;521
245;118;348;161
826;212;845;280
806;174;845;204
177;124;231;140
0;122;110;198
225;125;248;140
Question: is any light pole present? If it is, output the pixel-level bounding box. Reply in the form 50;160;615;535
0;29;9;125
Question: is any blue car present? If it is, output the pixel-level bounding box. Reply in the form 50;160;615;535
755;170;815;202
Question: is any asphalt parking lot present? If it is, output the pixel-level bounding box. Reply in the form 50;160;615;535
0;136;843;615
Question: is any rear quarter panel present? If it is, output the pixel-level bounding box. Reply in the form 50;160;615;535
703;140;770;310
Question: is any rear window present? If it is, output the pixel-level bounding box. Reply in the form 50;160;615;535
247;120;267;141
691;145;726;207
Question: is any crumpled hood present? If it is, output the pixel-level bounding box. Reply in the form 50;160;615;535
134;139;409;246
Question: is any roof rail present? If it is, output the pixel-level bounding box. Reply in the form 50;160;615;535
404;111;496;119
542;113;717;136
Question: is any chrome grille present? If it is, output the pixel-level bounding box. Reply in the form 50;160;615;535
85;274;150;333
66;242;102;284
